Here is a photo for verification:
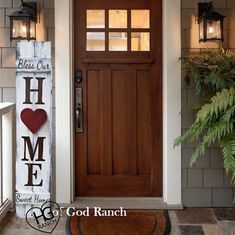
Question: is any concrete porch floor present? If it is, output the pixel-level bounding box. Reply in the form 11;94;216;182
0;208;234;235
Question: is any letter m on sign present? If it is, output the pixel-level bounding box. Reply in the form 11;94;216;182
21;136;45;162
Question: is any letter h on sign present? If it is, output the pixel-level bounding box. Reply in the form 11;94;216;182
23;77;45;104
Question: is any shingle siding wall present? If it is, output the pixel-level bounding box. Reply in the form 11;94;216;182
181;0;235;207
0;0;55;198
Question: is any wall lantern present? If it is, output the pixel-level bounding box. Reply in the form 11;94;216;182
8;0;37;41
198;2;225;43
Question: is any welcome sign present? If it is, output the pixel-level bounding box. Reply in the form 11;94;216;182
16;41;52;217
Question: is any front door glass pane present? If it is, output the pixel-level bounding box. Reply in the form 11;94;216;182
131;10;150;28
131;32;150;51
87;32;105;51
109;10;127;28
87;10;105;28
109;32;127;51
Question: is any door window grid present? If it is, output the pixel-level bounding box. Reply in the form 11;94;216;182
86;9;150;52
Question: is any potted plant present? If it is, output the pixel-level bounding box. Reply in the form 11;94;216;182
174;49;235;186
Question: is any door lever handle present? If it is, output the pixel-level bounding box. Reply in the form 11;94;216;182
75;88;83;132
76;106;81;130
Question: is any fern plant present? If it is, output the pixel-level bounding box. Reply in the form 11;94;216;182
175;88;235;183
175;49;235;186
183;49;235;97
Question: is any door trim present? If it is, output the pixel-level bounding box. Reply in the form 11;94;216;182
55;0;182;206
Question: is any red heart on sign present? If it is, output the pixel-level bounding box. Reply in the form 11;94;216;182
21;108;47;133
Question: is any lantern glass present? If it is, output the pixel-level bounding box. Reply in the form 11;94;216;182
199;20;204;41
12;19;28;38
206;20;221;40
30;20;36;39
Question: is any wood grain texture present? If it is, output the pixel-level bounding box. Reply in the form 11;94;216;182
137;70;151;175
87;70;112;175
74;0;162;196
112;69;137;176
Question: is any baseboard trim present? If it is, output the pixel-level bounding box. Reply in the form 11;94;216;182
59;197;183;210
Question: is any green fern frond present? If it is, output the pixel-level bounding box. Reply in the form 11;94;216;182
220;136;235;184
175;88;235;181
189;121;234;166
181;49;235;96
190;143;206;166
196;88;235;121
221;106;235;122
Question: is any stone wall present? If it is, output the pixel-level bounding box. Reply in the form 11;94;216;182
181;0;235;207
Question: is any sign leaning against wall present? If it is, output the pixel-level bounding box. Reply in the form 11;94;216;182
15;41;52;217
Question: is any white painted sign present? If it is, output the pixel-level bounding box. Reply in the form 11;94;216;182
16;41;52;218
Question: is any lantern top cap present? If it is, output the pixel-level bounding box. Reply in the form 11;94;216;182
198;1;225;21
8;0;37;21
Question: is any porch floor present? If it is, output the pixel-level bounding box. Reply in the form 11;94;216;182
0;208;234;235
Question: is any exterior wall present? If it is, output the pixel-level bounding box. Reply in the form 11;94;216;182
181;0;235;207
0;0;55;197
1;0;234;207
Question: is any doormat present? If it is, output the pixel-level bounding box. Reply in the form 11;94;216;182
66;210;171;235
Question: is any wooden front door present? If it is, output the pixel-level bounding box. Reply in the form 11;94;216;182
74;0;162;196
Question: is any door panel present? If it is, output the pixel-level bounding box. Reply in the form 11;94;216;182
112;69;137;175
87;69;112;175
74;0;162;196
137;70;151;175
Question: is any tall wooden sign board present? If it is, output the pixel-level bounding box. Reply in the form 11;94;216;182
16;41;52;218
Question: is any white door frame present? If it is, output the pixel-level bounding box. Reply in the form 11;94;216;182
55;0;182;206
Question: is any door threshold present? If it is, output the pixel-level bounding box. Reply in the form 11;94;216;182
59;197;183;210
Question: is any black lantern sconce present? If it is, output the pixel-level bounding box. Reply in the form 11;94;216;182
8;0;37;41
198;1;225;43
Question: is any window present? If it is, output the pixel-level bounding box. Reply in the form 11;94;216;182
131;32;150;51
86;9;150;52
109;10;127;28
131;10;150;28
86;32;105;51
87;10;105;28
109;32;128;51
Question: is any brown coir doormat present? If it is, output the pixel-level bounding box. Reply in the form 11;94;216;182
66;210;171;235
